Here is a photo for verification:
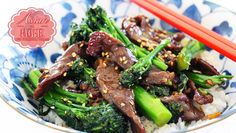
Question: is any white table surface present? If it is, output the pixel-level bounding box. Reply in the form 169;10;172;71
0;0;235;133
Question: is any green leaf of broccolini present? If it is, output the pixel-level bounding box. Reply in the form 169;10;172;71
177;40;205;71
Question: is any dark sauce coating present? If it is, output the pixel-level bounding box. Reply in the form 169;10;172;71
190;58;220;76
33;42;87;99
184;80;213;105
87;31;136;69
122;15;184;52
96;59;145;133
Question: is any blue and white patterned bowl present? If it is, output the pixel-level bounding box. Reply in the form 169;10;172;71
0;0;236;132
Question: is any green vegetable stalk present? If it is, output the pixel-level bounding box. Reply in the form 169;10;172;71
185;71;233;88
68;6;168;70
177;40;205;71
120;39;170;87
134;86;172;126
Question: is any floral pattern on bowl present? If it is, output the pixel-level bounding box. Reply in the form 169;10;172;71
0;0;236;132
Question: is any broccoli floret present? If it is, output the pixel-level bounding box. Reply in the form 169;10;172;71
22;70;128;133
68;22;93;46
165;102;183;123
120;39;170;87
67;58;97;88
68;6;168;70
148;86;170;97
55;103;128;133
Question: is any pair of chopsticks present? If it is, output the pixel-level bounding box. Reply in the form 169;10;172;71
131;0;236;62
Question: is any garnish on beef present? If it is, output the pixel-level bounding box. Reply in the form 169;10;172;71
96;58;145;133
122;15;183;52
33;42;87;99
87;31;136;69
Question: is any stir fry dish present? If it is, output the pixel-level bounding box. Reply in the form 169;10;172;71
21;6;233;133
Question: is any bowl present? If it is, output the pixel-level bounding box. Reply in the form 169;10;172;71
0;0;236;132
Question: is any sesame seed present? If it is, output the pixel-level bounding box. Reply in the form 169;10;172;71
103;62;107;67
120;103;125;107
164;54;168;58
106;54;109;58
79;62;83;66
206;79;214;86
122;56;126;60
115;66;118;70
44;69;49;73
169;61;174;66
103;89;108;94
148;47;153;51
105;52;109;56
80;43;84;47
102;52;105;57
71;52;77;57
89;93;93;98
64;110;67;114
141;42;146;47
66;61;73;67
44;74;49;78
138;77;142;80
137;39;141;43
123;60;128;64
119;57;123;62
71;32;74;36
162;30;167;34
50;106;55;109
63;72;67;77
162;78;168;82
129;101;134;105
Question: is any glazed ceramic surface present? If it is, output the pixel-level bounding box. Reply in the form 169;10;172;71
0;0;236;132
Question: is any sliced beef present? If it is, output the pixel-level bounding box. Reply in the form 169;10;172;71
184;80;213;105
161;93;205;121
142;68;175;86
190;58;220;76
122;15;183;52
96;59;145;133
158;49;177;69
33;42;87;99
86;31;136;69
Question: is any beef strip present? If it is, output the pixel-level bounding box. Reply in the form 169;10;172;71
33;42;87;99
86;31;136;69
142;68;175;86
96;59;145;133
190;58;220;76
184;80;213;105
160;92;205;121
122;15;184;52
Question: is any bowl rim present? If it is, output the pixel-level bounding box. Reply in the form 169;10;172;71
0;0;236;132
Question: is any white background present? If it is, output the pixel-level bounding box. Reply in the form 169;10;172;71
0;0;235;133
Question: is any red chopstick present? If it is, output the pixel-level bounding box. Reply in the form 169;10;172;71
131;0;236;62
